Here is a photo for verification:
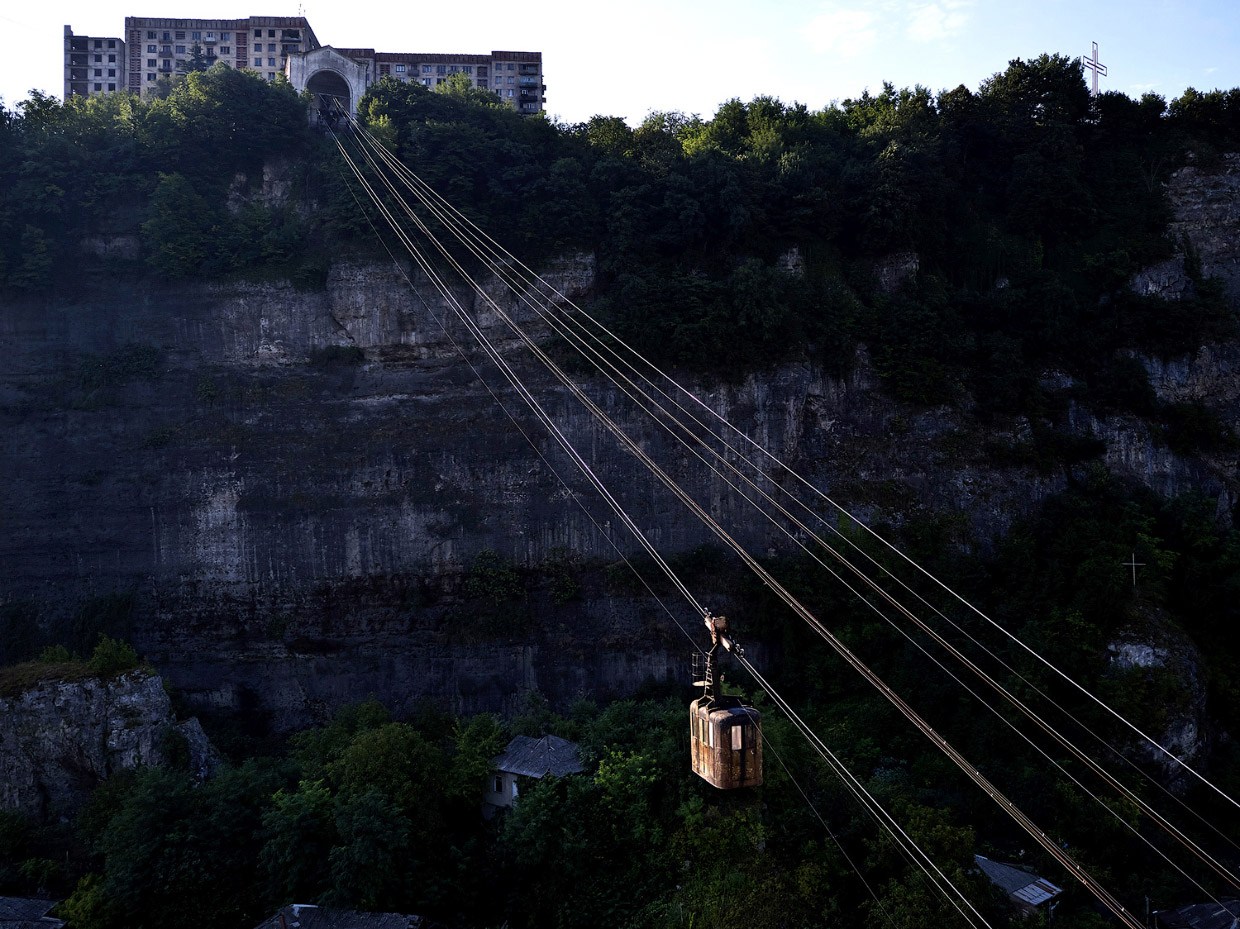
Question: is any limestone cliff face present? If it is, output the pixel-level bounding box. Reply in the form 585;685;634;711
1131;151;1240;301
1;160;1237;730
0;671;217;817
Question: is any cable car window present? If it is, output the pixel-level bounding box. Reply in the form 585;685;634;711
731;724;743;750
708;721;714;748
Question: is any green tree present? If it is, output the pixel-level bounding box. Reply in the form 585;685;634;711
177;42;211;75
140;173;214;276
260;780;337;905
322;788;411;909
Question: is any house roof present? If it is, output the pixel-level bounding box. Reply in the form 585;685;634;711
974;856;1063;907
493;734;584;778
1156;900;1240;929
251;904;422;929
0;896;64;928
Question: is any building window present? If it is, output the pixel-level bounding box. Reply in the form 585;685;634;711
192;31;200;39
175;31;184;39
506;89;513;97
160;46;171;54
254;29;262;37
268;29;275;37
478;79;487;88
395;64;404;72
221;46;230;55
94;82;102;90
108;54;116;62
421;78;430;86
147;30;156;39
463;65;472;74
422;65;431;73
108;39;116;48
436;77;444;85
94;39;102;48
221;32;230;41
253;43;261;51
378;64;390;74
176;45;185;53
147;44;155;52
268;58;276;67
108;69;116;77
94;54;102;62
267;43;275;51
162;59;171;69
254;58;261;67
148;59;156;67
436;64;445;74
162;32;170;40
147;73;155;81
108;83;115;91
449;65;458;73
508;76;514;83
205;32;214;39
94;68;102;76
267;72;275;80
492;775;503;794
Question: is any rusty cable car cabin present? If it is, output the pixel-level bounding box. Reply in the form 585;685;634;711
690;612;762;789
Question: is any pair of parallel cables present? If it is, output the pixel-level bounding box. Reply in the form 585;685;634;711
318;95;1238;928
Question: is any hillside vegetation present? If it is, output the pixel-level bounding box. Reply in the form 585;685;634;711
3;57;1238;404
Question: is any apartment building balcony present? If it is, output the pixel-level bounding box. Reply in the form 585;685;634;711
69;68;89;81
518;77;540;88
518;64;538;75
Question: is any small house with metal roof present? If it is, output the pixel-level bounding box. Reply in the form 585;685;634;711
974;855;1063;915
484;734;584;811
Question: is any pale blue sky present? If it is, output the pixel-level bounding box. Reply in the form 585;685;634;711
2;0;1237;123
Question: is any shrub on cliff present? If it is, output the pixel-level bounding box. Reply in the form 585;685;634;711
87;636;140;678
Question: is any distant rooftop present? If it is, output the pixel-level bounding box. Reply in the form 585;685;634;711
251;904;422;929
493;734;584;778
0;895;64;928
974;855;1063;909
1155;900;1240;929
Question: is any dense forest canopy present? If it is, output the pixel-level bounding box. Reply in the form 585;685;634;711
3;55;1239;398
2;54;1240;929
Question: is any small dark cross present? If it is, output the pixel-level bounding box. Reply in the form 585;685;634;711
1084;41;1108;97
1122;552;1144;587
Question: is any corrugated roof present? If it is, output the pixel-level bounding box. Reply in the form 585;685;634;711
974;856;1062;906
493;734;585;778
1156;900;1240;929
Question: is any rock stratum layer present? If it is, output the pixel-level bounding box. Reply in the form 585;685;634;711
1;159;1238;731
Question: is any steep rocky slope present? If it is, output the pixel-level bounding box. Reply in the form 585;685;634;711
1;156;1236;731
0;670;216;816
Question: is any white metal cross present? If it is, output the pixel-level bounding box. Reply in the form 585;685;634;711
1084;41;1107;97
1122;552;1144;587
